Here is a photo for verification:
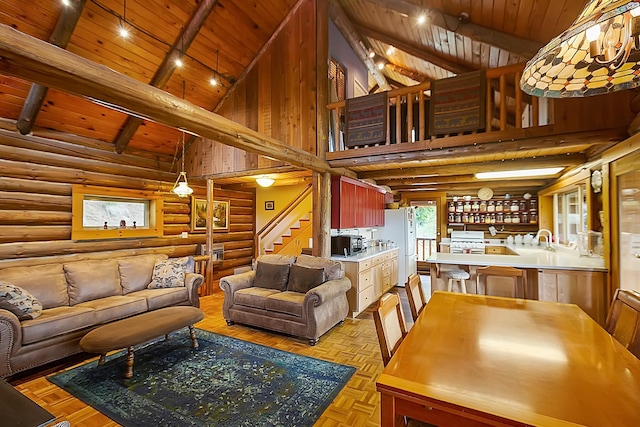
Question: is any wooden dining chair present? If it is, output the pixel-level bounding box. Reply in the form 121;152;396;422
405;273;427;321
476;265;527;299
373;293;408;366
606;288;640;358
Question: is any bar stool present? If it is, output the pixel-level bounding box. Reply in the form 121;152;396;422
444;269;469;293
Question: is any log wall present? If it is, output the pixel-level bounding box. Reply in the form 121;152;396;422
191;0;318;176
0;128;254;294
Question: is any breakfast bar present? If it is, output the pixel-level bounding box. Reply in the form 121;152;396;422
428;245;609;324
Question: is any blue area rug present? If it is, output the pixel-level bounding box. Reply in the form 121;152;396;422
48;329;355;427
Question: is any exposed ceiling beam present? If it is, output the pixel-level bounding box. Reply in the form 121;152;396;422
355;22;472;75
328;0;391;91
371;0;543;59
392;179;550;192
16;0;87;135
386;63;428;83
360;155;587;180
0;24;355;178
198;165;303;180
113;0;219;154
327;127;627;168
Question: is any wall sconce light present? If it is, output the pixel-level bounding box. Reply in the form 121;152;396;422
256;177;275;187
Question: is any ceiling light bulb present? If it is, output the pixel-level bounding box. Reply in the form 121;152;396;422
417;14;426;25
118;25;129;39
585;25;600;42
256;177;275;187
386;46;395;55
61;0;71;6
377;61;385;70
368;50;375;58
175;57;183;67
210;77;218;86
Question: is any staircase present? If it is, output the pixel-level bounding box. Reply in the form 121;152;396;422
264;213;312;256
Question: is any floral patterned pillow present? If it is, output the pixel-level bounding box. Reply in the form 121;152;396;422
0;281;43;320
147;257;192;289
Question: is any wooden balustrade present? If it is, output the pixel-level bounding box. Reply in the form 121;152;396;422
327;63;544;153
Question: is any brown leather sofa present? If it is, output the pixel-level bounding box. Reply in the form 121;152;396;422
219;254;351;345
0;253;203;378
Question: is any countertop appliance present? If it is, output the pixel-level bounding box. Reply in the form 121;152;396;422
450;231;486;254
377;207;417;286
331;235;364;256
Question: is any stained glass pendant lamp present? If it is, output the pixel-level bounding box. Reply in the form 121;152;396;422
521;0;640;97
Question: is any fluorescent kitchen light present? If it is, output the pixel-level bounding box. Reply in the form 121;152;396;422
475;167;563;180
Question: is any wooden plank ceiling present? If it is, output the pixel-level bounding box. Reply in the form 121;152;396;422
0;0;600;194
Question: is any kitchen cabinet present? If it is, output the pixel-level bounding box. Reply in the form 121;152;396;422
331;176;385;229
341;248;399;317
538;269;607;325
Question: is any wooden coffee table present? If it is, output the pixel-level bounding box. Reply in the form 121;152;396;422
80;306;204;378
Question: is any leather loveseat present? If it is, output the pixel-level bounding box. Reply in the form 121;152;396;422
219;254;351;345
0;253;203;378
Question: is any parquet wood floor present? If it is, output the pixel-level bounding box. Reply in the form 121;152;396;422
8;283;424;427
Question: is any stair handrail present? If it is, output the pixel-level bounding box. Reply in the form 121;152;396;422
255;183;313;257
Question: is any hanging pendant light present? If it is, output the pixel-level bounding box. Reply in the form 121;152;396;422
521;0;640;98
172;81;193;197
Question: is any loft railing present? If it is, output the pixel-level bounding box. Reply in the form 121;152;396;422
416;237;437;262
327;63;548;153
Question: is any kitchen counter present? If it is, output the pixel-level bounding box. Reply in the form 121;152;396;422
428;244;606;272
330;246;399;263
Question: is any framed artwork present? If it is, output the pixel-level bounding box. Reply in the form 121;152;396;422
190;199;230;232
265;200;274;211
191;198;207;232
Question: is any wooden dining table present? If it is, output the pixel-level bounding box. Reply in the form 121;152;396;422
376;291;640;426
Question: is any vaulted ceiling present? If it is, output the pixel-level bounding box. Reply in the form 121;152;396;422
1;0;620;196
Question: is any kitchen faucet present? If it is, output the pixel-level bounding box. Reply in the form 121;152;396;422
535;229;554;250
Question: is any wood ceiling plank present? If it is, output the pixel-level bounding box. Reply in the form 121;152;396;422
0;1;58;38
492;0;507;30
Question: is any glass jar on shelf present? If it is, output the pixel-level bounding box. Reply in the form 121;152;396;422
456;201;464;212
463;201;472;212
474;213;480;223
496;212;504;222
462;213;469;223
521;212;528;223
479;200;487;212
490;213;496;223
448;213;455;222
487;201;495;212
512;213;520;223
472;200;480;212
529;199;537;210
455;213;462;223
529;211;538;224
496;201;503;212
504;213;512;223
510;201;519;212
449;202;456;212
519;200;527;211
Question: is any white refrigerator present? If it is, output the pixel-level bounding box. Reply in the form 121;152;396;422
377;207;418;287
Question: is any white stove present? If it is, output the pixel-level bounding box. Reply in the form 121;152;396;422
450;231;486;254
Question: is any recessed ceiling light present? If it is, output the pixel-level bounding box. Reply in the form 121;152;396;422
61;0;71;6
209;77;218;86
377;61;385;70
417;14;427;25
386;46;395;55
475;167;563;180
175;57;183;68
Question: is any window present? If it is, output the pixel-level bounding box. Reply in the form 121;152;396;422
554;184;587;245
329;57;346;102
72;185;163;240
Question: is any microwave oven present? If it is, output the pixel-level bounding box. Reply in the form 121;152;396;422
331;235;363;256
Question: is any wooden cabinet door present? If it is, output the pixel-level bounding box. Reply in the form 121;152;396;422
355;184;368;226
340;180;357;228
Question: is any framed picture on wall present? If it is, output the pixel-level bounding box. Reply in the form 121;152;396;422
265;200;274;211
191;198;207;232
191;199;230;232
212;200;229;231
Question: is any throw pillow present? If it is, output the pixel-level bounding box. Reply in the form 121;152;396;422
254;261;291;291
148;256;192;289
286;264;326;294
0;281;43;320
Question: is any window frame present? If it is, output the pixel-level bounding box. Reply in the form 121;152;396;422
71;185;164;240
